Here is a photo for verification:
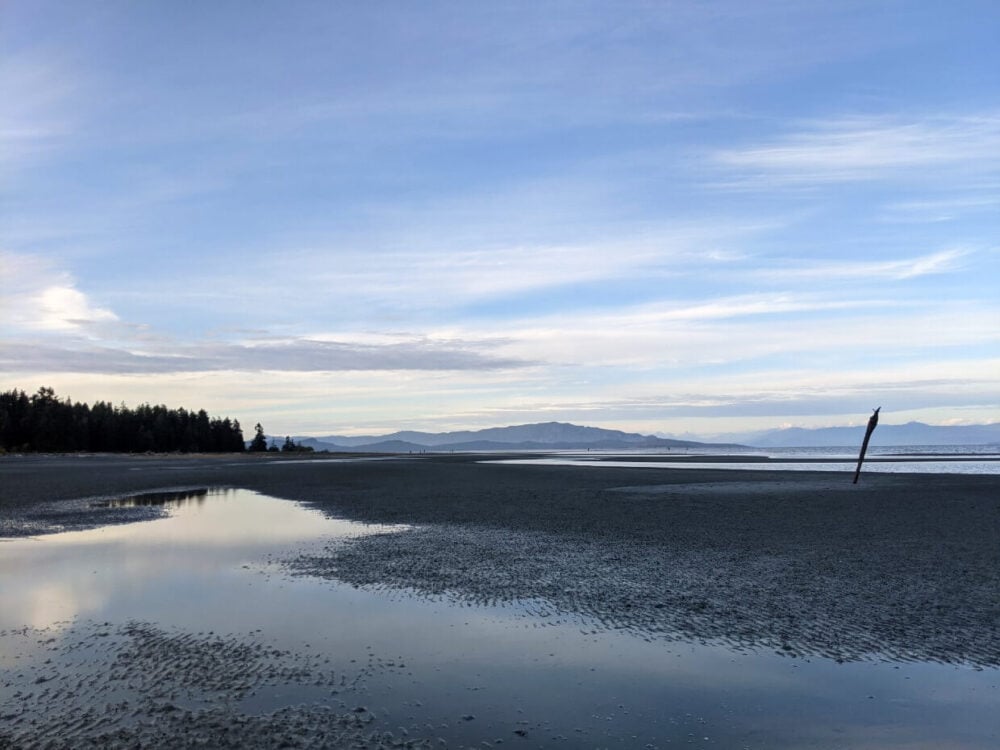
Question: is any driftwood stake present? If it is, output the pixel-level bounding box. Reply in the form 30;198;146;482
853;407;881;484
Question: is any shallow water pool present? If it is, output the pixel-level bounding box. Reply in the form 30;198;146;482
1;489;998;748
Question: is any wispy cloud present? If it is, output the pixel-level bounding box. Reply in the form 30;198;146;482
107;2;884;145
430;357;1000;424
880;194;1000;223
1;250;529;373
0;56;78;169
0;337;529;375
714;114;1000;185
756;248;973;281
233;219;777;321
461;299;1000;369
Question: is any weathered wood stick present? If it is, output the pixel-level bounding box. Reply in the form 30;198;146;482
853;407;881;484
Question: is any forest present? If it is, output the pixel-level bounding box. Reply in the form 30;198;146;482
0;387;247;453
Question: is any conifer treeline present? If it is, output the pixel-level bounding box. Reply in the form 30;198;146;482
0;388;246;453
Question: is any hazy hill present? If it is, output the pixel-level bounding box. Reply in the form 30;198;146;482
296;421;731;452
710;421;1000;448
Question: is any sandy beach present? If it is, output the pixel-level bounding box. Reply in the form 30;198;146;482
2;453;1000;748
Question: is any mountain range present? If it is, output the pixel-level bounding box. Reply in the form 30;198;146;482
291;421;730;452
695;421;1000;448
277;420;1000;453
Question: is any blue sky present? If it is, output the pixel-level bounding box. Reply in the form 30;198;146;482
2;0;998;437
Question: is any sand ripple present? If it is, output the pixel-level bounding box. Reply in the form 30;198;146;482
291;519;1000;667
0;621;429;749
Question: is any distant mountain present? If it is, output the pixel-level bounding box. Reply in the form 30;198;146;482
718;421;1000;448
296;421;734;453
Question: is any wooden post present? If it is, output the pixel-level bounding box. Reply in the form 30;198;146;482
853;407;880;484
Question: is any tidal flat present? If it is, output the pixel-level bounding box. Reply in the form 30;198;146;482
1;454;999;748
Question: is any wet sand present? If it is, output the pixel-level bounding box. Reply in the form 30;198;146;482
2;453;1000;747
3;453;1000;664
1;620;403;750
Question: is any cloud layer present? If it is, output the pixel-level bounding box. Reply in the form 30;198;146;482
2;2;999;434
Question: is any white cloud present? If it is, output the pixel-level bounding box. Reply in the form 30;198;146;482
7;350;997;437
34;286;118;331
758;248;972;281
238;219;776;319
714;114;1000;185
1;252;531;373
0;251;118;333
880;194;1000;223
5;248;996;427
409;357;1000;429
633;294;878;321
443;297;1000;369
0;336;529;375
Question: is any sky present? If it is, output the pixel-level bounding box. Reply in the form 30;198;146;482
2;0;999;439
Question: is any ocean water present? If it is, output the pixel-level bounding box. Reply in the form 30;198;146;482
491;444;1000;475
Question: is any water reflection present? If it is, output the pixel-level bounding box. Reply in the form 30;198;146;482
101;488;210;507
1;489;997;748
0;489;400;628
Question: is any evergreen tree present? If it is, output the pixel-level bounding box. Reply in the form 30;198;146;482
0;388;249;454
279;435;314;453
248;423;269;452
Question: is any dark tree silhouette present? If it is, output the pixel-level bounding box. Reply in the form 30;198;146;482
280;435;314;453
0;388;246;454
248;423;269;452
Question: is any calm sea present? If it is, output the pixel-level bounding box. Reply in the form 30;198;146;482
492;445;1000;475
